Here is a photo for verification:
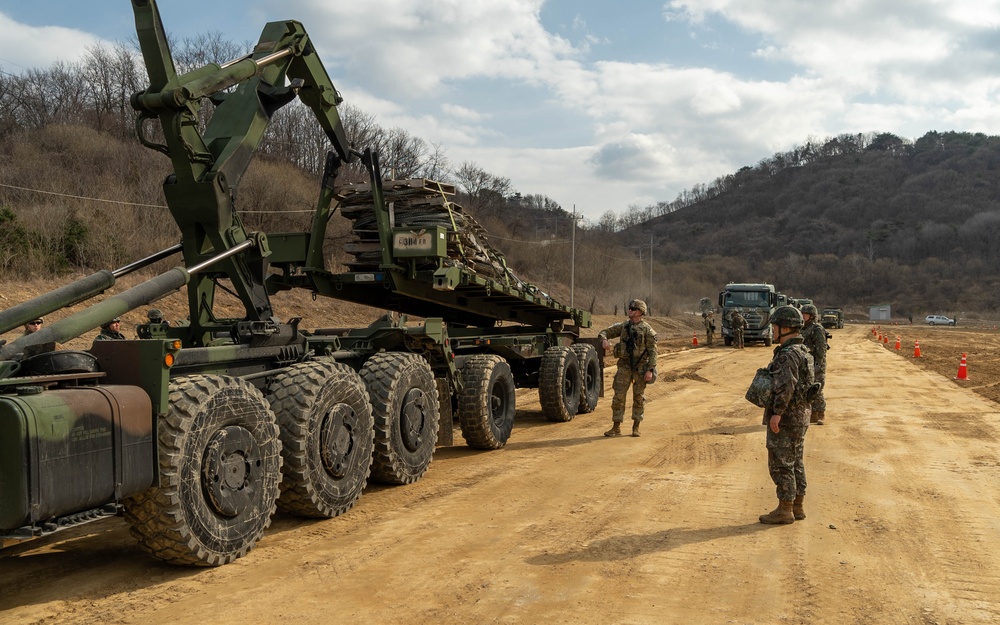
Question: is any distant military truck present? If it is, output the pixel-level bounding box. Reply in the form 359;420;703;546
821;308;844;329
718;283;778;346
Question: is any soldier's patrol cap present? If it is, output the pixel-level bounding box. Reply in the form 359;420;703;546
628;299;648;315
101;317;122;329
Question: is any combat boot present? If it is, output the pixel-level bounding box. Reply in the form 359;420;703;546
813;410;825;425
631;420;641;437
604;421;622;437
759;500;795;525
792;495;806;520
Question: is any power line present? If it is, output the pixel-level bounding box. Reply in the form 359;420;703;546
487;232;644;263
0;182;165;208
0;182;314;213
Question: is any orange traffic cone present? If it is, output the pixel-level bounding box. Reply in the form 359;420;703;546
955;353;969;380
692;332;698;346
883;334;889;344
913;341;922;358
895;336;901;350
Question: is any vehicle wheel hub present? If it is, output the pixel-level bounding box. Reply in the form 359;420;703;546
400;388;429;452
202;425;260;518
320;405;355;479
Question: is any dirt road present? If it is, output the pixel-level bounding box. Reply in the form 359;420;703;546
4;323;1000;625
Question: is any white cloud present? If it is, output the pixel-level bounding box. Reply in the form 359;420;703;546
0;12;105;70
282;0;580;96
9;1;1000;221
441;103;484;123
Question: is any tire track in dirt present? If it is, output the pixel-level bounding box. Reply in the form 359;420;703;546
10;325;1000;624
801;329;1000;623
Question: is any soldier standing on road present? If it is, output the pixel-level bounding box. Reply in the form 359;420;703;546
703;310;716;346
94;317;126;341
800;304;828;425
599;299;658;438
758;306;815;525
731;308;748;349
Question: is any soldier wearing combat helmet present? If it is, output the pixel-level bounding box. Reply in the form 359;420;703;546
94;317;126;341
703;310;716;345
23;317;43;335
146;308;169;326
758;305;816;525
598;299;658;438
799;304;828;425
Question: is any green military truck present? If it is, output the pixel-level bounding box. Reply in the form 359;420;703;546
821;308;844;329
0;0;602;566
718;283;778;346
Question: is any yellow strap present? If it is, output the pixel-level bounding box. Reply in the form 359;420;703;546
434;181;464;257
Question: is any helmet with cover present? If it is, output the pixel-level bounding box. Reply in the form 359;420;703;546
771;305;804;329
100;317;122;330
628;299;648;315
801;304;818;317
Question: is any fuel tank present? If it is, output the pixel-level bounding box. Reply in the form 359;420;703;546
0;385;155;531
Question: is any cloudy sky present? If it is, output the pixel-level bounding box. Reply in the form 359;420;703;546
2;0;999;221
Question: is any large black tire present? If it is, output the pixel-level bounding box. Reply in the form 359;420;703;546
123;375;281;566
267;361;375;518
538;345;581;422
361;352;439;485
458;355;516;450
571;343;600;414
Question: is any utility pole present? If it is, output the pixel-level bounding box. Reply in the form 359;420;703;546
570;204;576;308
649;233;654;314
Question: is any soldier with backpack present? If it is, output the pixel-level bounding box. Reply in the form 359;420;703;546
799;304;828;425
758;305;816;525
730;308;748;349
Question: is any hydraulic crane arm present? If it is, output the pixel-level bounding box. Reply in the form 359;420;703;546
129;0;353;342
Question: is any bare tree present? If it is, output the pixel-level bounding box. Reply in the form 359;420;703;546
453;162;511;216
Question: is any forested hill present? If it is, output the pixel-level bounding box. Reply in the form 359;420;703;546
644;131;1000;316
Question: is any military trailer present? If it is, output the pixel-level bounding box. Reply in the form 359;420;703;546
718;283;778;346
0;0;602;566
821;308;844;329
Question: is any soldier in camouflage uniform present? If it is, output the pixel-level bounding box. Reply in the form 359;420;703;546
730;309;748;349
23;317;43;335
703;310;716;345
759;305;815;525
146;308;170;326
799;304;828;425
599;299;658;438
94;317;126;341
